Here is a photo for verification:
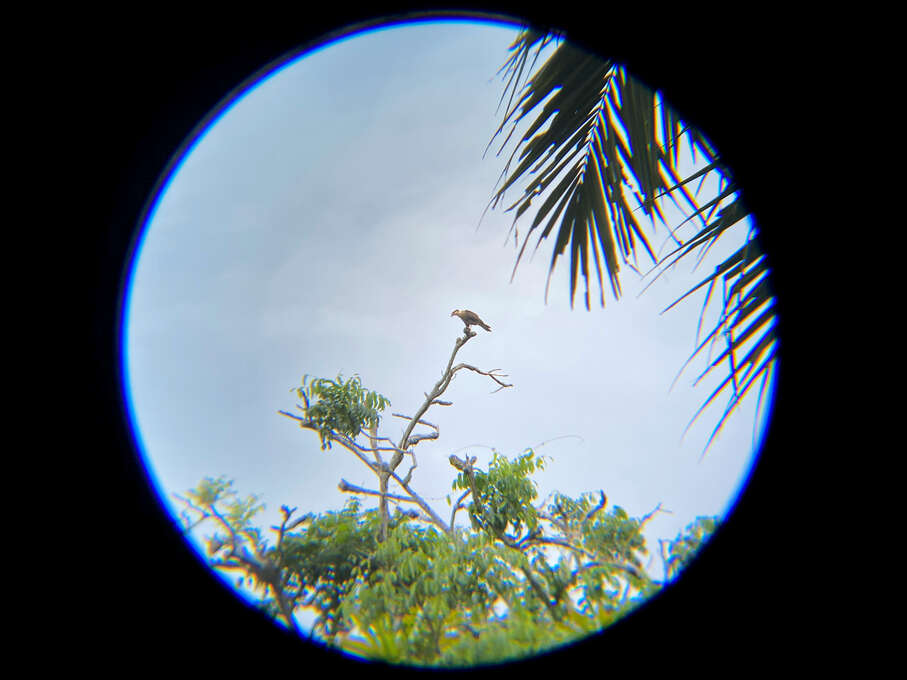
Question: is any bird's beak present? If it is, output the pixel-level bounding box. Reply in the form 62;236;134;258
450;310;456;316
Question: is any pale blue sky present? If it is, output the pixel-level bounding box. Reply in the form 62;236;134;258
123;19;773;606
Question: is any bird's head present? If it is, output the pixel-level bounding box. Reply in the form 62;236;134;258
450;309;460;317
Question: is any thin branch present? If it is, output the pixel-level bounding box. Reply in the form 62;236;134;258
337;478;422;505
282;328;510;540
355;427;406;452
638;502;670;529
391;333;470;469
449;488;473;528
367;422;384;465
173;492;213;533
277;408;302;424
658;538;671;582
519;535;598;561
392;413;439;430
283;514;314;533
519;565;561;621
387;468;451;534
406;432;438;446
450;363;513;391
576;560;646;582
273;505;297;549
584;491;607;520
392;412;441;448
399;461;416;487
194;505;301;635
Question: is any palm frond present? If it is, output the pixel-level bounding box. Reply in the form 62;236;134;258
487;28;778;455
671;232;778;454
486;37;690;310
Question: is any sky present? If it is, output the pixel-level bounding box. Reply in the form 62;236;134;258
123;19;774;613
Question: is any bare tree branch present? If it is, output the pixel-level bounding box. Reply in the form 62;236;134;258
367;422;384;465
273;504;297;549
585;491;608;520
386;468;451;534
519;535;597;561
176;494;301;635
639;502;670;529
406;432;439;446
577;560;647;582
449;488;472;528
283;327;509;540
450;363;513;391
392;332;475;468
283;513;314;534
399;461;416;487
338;478;423;505
392;413;439;430
392;412;441;448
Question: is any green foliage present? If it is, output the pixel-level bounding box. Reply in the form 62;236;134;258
275;499;385;638
543;492;659;609
181;476;264;534
177;454;718;667
183;358;721;666
336;523;593;666
296;374;390;450
453;450;545;539
661;516;719;582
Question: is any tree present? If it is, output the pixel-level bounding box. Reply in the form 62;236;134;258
484;28;777;451
176;325;717;667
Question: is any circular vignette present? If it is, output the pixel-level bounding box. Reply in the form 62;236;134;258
96;7;793;671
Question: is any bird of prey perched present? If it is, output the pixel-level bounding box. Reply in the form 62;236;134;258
451;309;492;332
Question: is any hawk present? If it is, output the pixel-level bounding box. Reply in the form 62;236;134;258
451;309;491;332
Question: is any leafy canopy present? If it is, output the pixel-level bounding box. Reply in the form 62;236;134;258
178;449;718;667
296;373;391;450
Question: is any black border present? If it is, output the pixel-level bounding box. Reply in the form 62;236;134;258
84;4;807;672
